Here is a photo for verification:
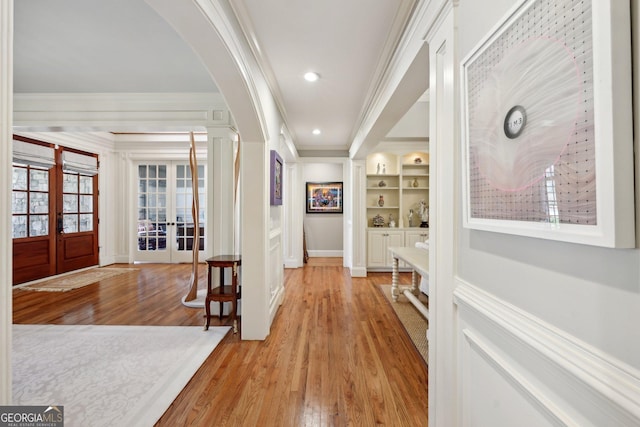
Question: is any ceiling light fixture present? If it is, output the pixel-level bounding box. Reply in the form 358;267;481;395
304;72;320;82
312;129;321;135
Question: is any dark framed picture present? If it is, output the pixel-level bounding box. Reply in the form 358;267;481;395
306;182;343;214
270;150;283;205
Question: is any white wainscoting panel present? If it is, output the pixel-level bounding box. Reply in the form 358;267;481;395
454;279;640;427
269;232;284;323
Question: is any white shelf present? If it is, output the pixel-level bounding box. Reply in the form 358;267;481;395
367;186;400;190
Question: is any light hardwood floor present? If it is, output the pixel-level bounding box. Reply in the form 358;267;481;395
13;260;428;426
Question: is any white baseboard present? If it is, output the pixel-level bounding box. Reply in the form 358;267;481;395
349;266;367;277
307;250;343;258
284;259;303;269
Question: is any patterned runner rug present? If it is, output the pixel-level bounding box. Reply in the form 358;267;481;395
12;324;230;427
18;267;139;292
379;284;428;363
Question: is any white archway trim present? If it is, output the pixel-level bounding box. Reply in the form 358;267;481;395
146;0;269;143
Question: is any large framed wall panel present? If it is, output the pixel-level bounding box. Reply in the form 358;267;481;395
454;280;640;426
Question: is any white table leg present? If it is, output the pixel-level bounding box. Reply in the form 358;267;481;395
391;256;399;301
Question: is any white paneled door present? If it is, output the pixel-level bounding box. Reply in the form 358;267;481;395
134;162;205;263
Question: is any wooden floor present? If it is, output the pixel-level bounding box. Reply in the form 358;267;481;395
13;259;428;426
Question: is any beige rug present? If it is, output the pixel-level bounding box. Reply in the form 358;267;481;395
19;267;138;292
13;324;230;427
380;284;428;363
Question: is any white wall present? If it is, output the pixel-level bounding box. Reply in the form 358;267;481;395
386;98;429;138
303;162;344;257
458;0;640;372
449;0;640;424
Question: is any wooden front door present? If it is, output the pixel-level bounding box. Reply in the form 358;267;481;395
12;138;99;285
55;147;99;274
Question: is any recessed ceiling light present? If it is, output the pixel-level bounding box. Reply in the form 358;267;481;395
312;129;321;135
304;72;320;82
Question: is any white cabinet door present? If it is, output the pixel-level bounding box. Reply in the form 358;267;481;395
367;229;404;268
367;230;387;267
405;229;429;248
386;231;404;259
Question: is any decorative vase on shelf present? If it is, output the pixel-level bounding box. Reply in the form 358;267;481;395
382;164;386;174
412;177;419;187
378;180;386;187
377;195;385;207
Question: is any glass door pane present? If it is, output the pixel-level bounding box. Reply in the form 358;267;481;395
136;164;169;261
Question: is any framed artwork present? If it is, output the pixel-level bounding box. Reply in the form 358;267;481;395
269;150;283;206
460;0;635;248
306;182;343;214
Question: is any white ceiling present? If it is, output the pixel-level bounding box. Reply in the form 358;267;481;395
13;0;423;155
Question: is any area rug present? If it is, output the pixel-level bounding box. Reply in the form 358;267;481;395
12;324;230;427
18;267;139;292
379;284;428;363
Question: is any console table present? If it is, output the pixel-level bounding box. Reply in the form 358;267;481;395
204;255;241;334
389;246;429;319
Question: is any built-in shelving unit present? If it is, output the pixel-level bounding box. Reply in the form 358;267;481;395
365;152;429;228
365;151;429;270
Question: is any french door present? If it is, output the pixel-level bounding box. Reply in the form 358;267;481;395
134;161;206;263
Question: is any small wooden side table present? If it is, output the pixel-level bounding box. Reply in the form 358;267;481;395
204;255;241;334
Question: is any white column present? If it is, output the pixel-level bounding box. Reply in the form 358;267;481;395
350;159;367;277
427;3;458;426
207;128;236;257
240;140;270;340
0;0;12;404
283;161;303;268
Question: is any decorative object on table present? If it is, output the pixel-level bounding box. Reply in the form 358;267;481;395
414;157;422;164
460;0;634;248
378;180;386;187
305;182;343;213
412;177;419;188
388;213;396;228
408;209;414;227
372;214;385;227
377;195;385;207
418;199;428;228
269;150;283;205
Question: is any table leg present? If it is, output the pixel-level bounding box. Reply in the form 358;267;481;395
411;269;419;296
204;263;212;330
219;267;225;320
232;263;238;334
391;256;399;302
